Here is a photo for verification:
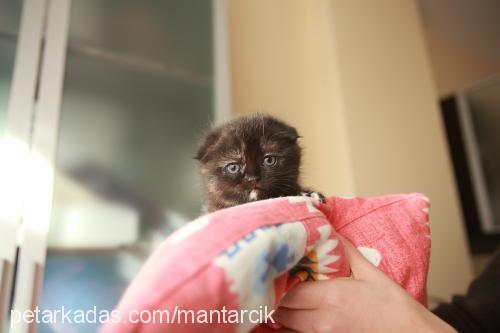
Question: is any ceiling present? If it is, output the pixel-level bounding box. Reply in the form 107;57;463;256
419;0;500;65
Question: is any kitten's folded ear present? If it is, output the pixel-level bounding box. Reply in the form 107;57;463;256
283;126;300;142
194;129;220;162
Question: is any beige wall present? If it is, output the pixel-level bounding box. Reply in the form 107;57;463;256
228;0;474;301
328;0;474;301
228;0;354;195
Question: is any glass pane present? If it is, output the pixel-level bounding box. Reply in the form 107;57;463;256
39;1;214;332
467;80;500;231
0;0;22;136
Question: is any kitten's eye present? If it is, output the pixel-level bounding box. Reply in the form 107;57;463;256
263;155;277;166
225;163;240;174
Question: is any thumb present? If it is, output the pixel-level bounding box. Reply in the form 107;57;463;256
339;235;382;280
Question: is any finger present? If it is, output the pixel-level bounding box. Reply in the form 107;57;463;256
274;307;336;333
279;279;359;309
338;235;380;279
279;281;330;309
273;307;316;333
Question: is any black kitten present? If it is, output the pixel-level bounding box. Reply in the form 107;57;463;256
196;115;325;212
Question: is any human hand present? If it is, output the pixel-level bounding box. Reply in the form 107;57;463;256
273;236;457;333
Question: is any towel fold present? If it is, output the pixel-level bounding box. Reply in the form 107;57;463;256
100;193;430;333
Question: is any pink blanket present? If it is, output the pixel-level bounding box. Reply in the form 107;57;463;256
100;193;430;333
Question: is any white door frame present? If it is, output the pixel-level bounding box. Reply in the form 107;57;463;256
10;1;71;332
0;0;47;330
213;0;232;123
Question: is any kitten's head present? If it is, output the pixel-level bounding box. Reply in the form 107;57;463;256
196;115;302;211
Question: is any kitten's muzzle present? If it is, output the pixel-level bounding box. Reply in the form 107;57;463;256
245;174;260;182
251;183;262;190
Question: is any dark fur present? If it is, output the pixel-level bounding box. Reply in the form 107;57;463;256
196;115;324;212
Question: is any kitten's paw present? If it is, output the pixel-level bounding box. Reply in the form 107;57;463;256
299;190;326;206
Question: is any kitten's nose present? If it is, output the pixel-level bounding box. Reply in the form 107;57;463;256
245;174;260;182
